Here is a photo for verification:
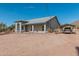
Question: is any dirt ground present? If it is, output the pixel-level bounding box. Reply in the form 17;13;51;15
0;32;79;56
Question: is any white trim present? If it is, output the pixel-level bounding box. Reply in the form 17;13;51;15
19;22;22;32
44;24;46;32
15;23;18;32
32;25;34;32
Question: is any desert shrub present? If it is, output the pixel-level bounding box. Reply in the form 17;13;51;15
7;24;15;32
48;28;52;33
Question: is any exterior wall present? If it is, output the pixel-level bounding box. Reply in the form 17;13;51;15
34;24;44;31
46;17;60;32
26;24;45;32
27;25;32;32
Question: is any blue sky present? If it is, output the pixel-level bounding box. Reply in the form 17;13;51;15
0;3;79;26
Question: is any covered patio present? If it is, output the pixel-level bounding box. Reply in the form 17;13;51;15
15;21;47;33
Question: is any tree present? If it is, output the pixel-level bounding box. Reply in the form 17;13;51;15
0;22;7;32
7;24;15;32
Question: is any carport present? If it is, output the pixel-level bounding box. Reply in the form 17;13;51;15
60;24;76;34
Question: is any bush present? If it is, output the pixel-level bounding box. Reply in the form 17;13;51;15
7;24;15;32
48;28;52;33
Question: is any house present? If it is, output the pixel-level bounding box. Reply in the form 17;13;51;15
15;16;60;33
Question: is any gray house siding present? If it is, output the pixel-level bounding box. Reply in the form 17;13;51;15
34;24;44;31
27;25;32;31
46;17;60;31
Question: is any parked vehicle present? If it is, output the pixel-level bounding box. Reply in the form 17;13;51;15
63;27;73;34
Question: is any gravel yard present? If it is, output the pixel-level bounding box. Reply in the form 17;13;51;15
0;32;78;56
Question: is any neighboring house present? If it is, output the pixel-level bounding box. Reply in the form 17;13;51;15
15;16;60;33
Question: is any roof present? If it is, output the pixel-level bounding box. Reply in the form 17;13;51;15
15;20;28;23
15;16;60;25
25;16;55;25
61;24;75;28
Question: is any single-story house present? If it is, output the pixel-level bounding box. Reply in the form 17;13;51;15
15;16;60;33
